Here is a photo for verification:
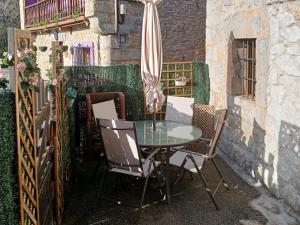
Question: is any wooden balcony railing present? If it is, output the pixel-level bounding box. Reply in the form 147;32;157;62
24;0;85;29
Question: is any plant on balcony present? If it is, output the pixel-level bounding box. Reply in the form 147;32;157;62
40;19;49;32
72;8;81;21
54;13;62;27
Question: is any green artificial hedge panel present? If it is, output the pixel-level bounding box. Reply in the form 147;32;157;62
0;91;18;225
193;62;210;104
66;63;209;149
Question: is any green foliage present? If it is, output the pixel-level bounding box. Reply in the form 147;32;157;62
67;86;77;99
0;91;18;225
193;62;210;104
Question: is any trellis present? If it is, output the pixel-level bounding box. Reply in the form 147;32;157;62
14;30;67;225
144;62;194;120
14;29;53;225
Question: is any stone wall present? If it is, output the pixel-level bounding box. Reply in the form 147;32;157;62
91;0;206;64
206;0;300;212
22;0;206;74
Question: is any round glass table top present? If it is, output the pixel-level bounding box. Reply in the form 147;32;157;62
135;120;202;148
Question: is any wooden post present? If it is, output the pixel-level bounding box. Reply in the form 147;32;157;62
7;27;15;92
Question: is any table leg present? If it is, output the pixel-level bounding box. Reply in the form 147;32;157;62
166;146;171;204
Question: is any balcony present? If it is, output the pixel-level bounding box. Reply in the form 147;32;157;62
24;0;85;30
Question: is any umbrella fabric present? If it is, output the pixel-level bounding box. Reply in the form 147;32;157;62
141;0;165;113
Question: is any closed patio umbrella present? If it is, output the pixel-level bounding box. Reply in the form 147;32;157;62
141;0;165;130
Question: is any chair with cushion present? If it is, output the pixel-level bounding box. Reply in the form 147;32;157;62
97;119;161;208
165;96;195;125
86;92;125;156
169;109;229;210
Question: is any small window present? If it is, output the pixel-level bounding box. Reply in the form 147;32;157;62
72;42;95;66
236;39;256;99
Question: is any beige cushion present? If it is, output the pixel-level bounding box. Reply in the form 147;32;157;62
169;151;204;173
92;100;118;121
165;96;194;124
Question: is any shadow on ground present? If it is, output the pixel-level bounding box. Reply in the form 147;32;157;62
62;156;267;225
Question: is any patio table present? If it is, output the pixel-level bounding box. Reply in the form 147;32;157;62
135;120;202;204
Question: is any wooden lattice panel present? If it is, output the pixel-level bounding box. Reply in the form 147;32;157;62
15;29;39;225
15;29;53;225
53;41;64;225
144;62;193;120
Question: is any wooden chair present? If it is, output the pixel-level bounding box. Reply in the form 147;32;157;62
97;119;161;208
169;109;229;210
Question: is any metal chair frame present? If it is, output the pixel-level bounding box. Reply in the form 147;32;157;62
170;109;229;210
97;119;161;208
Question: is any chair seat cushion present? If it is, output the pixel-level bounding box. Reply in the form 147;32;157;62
169;151;205;173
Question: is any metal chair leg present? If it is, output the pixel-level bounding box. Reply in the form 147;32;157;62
212;158;229;190
140;175;150;208
91;158;102;180
198;171;219;210
188;155;219;210
97;169;107;199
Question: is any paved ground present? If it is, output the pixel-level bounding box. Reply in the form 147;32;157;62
61;156;271;225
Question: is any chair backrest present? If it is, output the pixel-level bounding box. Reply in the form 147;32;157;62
165;96;194;124
86;92;126;151
192;104;215;140
92;100;118;121
97;119;143;174
86;92;126;122
207;109;228;158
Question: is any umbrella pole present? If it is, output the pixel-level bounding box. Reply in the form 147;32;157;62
152;99;157;131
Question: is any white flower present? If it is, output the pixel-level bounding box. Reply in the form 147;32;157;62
8;54;13;61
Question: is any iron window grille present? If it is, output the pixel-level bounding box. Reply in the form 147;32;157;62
237;39;256;99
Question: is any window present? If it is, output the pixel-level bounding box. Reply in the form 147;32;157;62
72;42;95;66
236;39;256;99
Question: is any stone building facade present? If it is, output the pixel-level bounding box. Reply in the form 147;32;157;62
19;0;206;75
206;0;300;212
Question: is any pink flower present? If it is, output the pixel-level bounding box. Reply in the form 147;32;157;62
0;69;5;78
52;79;58;86
24;48;35;56
17;63;26;73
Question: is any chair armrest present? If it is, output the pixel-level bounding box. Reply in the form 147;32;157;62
199;138;211;142
143;148;161;164
173;148;209;159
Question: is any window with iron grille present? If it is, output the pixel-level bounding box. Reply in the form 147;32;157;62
236;39;256;99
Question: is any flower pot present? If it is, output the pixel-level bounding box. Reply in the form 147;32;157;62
175;80;186;87
38;46;48;52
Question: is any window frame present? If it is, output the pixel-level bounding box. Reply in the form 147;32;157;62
236;39;256;100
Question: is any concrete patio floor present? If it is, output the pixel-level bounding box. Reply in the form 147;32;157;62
61;154;300;225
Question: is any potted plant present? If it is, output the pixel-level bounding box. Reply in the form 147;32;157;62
175;74;191;87
66;86;77;107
